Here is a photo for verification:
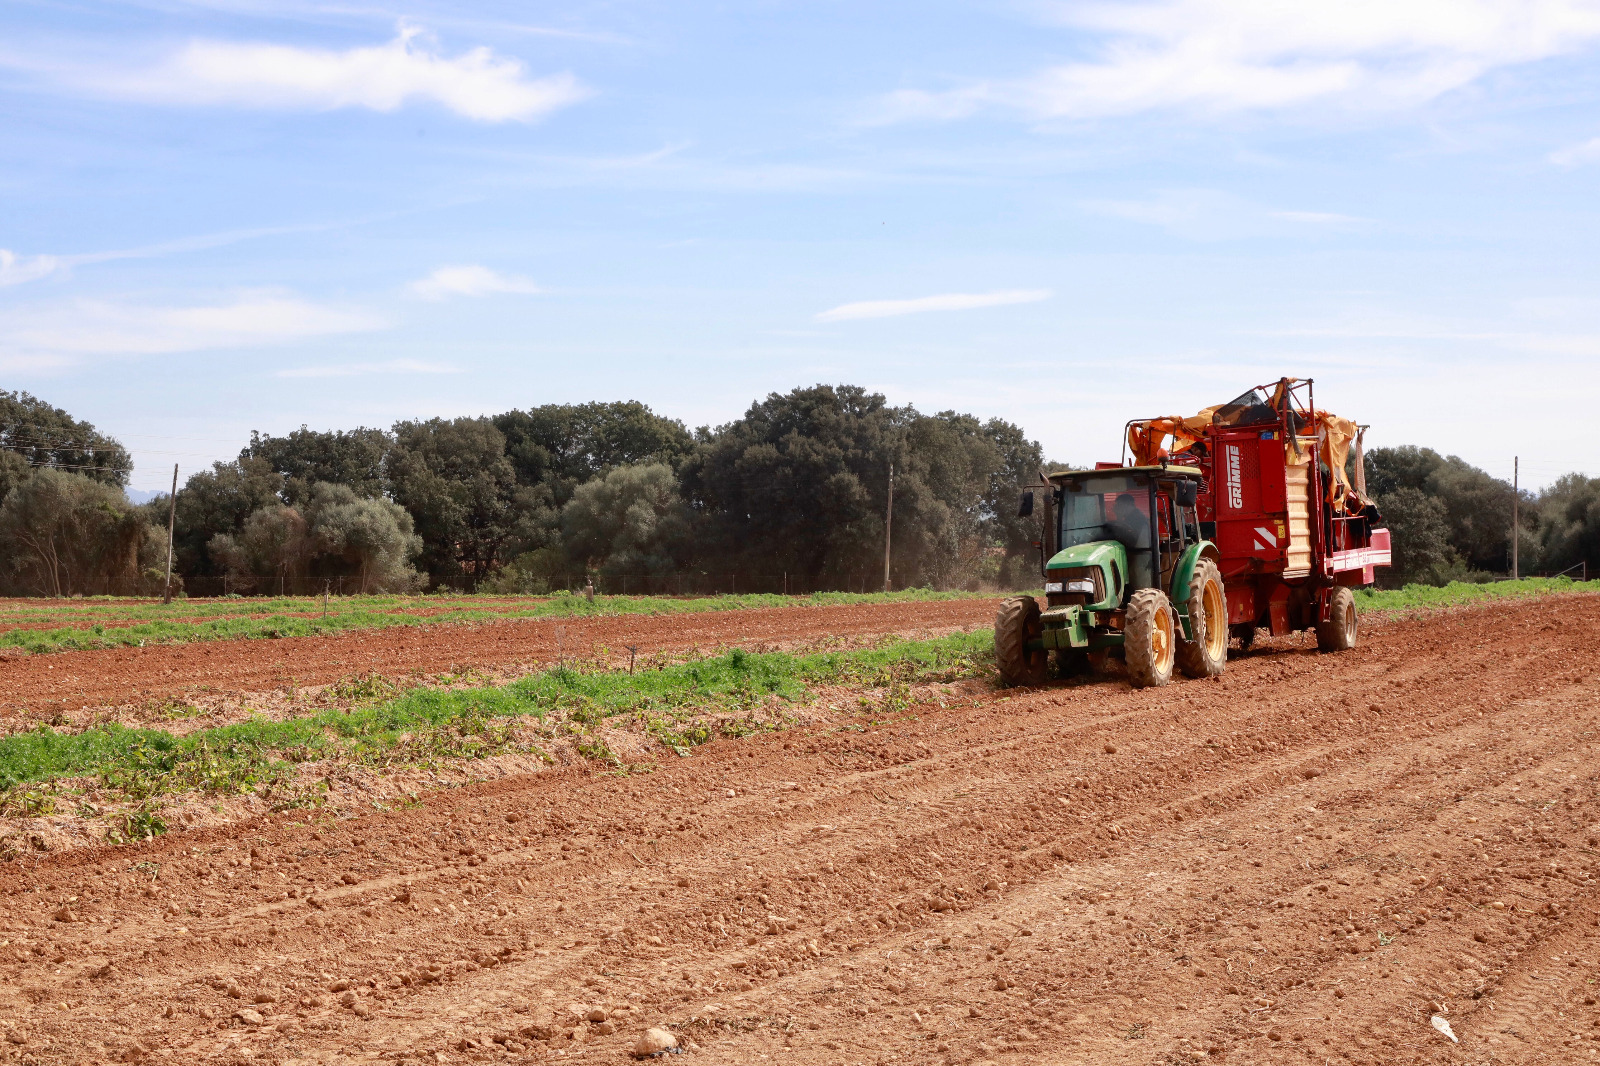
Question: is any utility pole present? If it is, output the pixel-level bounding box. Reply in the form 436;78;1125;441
883;462;894;592
1512;456;1519;581
163;464;178;604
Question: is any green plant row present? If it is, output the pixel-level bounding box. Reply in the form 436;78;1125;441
0;630;997;801
1354;575;1600;612
0;588;994;656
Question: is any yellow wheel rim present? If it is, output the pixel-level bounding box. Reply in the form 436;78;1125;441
1152;606;1174;671
1202;578;1226;661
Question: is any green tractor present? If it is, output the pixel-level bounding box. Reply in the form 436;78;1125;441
996;466;1227;689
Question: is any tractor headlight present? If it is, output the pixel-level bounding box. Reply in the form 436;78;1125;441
1045;581;1063;593
1062;578;1097;594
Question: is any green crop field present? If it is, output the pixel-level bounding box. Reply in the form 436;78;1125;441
1354;576;1600;613
0;588;995;656
0;577;1591;657
0;631;996;808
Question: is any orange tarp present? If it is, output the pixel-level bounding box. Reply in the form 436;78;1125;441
1126;411;1214;466
1126;386;1364;513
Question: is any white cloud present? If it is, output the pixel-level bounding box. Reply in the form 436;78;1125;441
408;264;543;300
276;359;458;378
817;289;1051;322
877;0;1600;121
0;292;383;365
0;250;67;287
89;25;586;122
1550;135;1600;165
1083;189;1365;240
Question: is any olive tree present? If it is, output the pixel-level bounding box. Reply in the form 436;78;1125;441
0;469;159;596
561;463;690;581
306;483;424;593
207;504;309;594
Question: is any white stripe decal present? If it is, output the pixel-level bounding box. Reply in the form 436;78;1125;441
1254;526;1277;547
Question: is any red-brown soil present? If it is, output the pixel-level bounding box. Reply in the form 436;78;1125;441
0;599;997;715
2;594;1599;1065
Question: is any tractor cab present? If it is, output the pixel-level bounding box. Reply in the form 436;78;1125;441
1047;467;1208;599
1001;466;1227;689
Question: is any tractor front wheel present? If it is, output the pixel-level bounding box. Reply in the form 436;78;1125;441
1175;558;1227;679
995;595;1049;686
1316;587;1358;652
1124;588;1176;689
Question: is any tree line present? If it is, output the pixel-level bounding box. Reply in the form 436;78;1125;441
1;387;1594;597
0;387;1042;596
1364;445;1596;586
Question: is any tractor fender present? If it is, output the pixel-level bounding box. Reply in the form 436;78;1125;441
1169;542;1222;642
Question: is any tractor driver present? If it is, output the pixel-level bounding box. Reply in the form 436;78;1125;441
1109;492;1155;589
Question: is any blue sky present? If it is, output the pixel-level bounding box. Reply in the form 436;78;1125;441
4;0;1600;493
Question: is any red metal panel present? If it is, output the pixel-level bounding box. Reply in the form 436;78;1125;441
1258;434;1287;512
1225;582;1256;626
1267;583;1292;635
1212;429;1287;577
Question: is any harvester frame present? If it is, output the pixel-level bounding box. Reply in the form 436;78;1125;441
997;376;1390;689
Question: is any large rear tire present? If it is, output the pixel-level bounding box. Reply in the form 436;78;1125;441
1175;557;1227;679
1316;587;1357;652
1124;588;1176;689
995;595;1049;686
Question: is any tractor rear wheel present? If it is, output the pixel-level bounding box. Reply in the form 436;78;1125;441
1316;587;1358;652
1176;558;1227;679
1124;588;1176;689
995;595;1049;686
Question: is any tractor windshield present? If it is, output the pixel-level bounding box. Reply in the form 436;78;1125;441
1057;475;1150;551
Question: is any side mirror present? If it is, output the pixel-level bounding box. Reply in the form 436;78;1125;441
1017;491;1035;518
1175;481;1198;507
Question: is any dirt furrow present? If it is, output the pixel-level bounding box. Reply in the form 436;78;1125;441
0;594;1596;1066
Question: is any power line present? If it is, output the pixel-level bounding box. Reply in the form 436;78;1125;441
11;460;133;473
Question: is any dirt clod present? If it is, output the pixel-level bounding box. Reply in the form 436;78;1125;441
633;1028;678;1056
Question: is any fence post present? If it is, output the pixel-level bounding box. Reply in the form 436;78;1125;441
162;463;178;604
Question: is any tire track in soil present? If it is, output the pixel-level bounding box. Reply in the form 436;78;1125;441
0;598;998;716
0;595;1597;1066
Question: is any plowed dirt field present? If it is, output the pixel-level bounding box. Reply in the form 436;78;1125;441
0;599;997;716
2;594;1599;1066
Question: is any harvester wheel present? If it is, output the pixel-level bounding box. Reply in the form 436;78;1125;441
995;595;1049;686
1124;588;1176;689
1175;558;1227;679
1316;587;1358;652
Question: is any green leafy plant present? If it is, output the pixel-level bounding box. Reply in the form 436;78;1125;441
107;802;167;844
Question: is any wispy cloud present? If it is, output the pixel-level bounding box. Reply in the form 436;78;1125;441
276;359;458;378
874;0;1600;122
1550;134;1600;166
817;289;1051;322
0;291;383;367
0;221;351;289
1083;189;1365;240
408;264;543;300
56;25;587;122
